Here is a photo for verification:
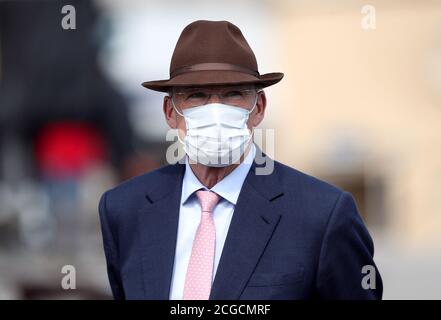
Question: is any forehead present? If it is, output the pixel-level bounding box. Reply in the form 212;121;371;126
171;84;257;93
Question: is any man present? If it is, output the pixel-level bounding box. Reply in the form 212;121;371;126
99;20;383;300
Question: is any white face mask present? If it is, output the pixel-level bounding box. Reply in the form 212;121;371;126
173;99;256;167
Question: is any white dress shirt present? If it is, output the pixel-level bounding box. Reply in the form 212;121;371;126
169;143;256;300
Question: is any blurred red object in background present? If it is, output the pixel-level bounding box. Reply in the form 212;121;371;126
34;121;107;179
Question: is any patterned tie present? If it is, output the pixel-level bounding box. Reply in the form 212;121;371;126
183;190;220;300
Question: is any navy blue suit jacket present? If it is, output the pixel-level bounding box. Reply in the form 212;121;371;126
99;153;383;300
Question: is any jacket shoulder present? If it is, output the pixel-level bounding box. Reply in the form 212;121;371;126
102;163;183;211
273;160;342;197
272;160;345;222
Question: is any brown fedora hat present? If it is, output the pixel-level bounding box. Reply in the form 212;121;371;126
141;20;283;92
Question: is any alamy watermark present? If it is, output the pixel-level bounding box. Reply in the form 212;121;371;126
61;264;76;290
361;264;376;290
61;5;76;30
361;5;376;30
165;128;275;175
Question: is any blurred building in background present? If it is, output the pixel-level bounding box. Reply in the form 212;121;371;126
268;0;441;299
0;0;439;299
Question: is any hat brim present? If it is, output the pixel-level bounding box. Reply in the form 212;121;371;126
141;70;284;92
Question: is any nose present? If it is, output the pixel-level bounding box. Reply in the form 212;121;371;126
207;93;222;104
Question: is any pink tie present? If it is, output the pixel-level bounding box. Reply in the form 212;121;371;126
183;190;220;300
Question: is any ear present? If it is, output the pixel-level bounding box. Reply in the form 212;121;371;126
163;95;177;129
250;90;266;127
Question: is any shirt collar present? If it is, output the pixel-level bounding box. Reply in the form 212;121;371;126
181;143;256;205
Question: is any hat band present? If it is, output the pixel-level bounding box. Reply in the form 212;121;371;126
170;62;259;78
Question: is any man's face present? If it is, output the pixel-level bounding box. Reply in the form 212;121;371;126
163;84;267;137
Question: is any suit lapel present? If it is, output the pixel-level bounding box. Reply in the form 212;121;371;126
210;152;284;300
137;163;185;299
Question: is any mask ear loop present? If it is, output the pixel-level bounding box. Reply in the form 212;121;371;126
247;92;259;115
229;93;258;164
244;90;260;145
171;96;188;147
171;96;185;117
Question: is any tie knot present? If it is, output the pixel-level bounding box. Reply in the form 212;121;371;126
196;190;220;213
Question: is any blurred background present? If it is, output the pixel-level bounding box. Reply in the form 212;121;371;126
0;0;440;299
